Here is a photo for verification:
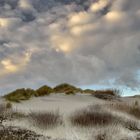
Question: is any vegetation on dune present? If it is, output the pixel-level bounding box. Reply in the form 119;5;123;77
0;127;43;140
0;103;44;140
70;103;140;132
29;110;63;129
65;90;75;95
4;88;37;102
108;101;140;119
4;85;53;102
53;83;82;94
91;89;121;101
3;83;121;102
70;109;116;127
93;89;121;96
0;98;140;139
84;89;95;94
35;85;53;96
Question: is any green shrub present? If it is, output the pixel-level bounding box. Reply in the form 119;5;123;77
84;89;95;94
4;88;37;102
65;90;75;95
53;83;82;94
35;85;53;96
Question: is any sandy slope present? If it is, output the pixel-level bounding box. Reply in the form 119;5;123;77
6;94;105;140
12;94;104;114
1;94;140;140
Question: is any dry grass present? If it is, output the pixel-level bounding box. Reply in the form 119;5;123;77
108;101;140;119
0;103;26;122
0;103;12;125
0;104;38;140
70;109;117;127
29;110;63;129
95;133;107;140
94;89;121;96
0;126;43;140
10;110;27;120
70;103;140;133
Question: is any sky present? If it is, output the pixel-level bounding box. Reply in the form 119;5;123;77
0;0;140;96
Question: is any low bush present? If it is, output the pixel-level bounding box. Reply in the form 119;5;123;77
29;110;63;129
91;89;121;101
53;83;82;94
35;85;53;96
4;88;37;102
109;102;140;119
70;109;117;127
84;89;95;94
0;126;43;140
93;89;121;97
93;93;120;101
4;86;53;102
65;90;75;95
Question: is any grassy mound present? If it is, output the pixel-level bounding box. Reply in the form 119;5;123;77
54;83;82;94
3;83;121;102
4;85;53;102
4;88;37;102
35;85;53;96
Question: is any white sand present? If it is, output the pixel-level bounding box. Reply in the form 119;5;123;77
1;94;140;140
12;94;104;114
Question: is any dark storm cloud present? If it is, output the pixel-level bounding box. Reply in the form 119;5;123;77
0;0;18;9
30;0;92;12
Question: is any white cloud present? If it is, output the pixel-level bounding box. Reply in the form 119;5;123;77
0;17;21;29
18;0;33;10
0;51;31;77
90;0;108;12
0;0;140;94
69;11;90;26
105;11;125;22
1;59;18;72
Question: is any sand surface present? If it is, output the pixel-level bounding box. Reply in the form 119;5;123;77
1;94;140;140
12;94;104;114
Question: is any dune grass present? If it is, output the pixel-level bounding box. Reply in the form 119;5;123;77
53;83;82;94
3;83;122;102
4;88;37;102
108;101;140;119
4;86;53;102
35;85;53;96
70;102;140;133
0;126;43;140
70;109;117;127
29;110;63;129
0;97;139;140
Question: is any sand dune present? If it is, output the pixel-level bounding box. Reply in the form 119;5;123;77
1;94;140;140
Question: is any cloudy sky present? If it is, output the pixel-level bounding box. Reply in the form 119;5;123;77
0;0;140;95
